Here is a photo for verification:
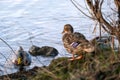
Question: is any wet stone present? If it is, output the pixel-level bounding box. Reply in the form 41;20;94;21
29;45;59;57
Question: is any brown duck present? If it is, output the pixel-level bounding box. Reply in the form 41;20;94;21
62;24;95;60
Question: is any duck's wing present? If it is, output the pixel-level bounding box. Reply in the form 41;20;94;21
73;32;88;43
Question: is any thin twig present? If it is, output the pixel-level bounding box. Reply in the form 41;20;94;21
70;0;94;20
0;52;8;62
92;21;98;34
0;38;16;55
0;52;11;80
99;0;104;10
35;56;45;66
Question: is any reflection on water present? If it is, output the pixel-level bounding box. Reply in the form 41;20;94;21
0;0;97;75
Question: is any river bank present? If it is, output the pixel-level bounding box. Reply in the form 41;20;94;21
0;47;120;80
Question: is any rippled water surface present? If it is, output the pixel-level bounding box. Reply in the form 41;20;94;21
0;0;97;75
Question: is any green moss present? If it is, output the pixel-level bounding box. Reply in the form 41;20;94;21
114;66;120;74
32;73;53;80
1;48;120;80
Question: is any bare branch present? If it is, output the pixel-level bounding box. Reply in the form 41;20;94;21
114;0;120;8
86;0;114;33
86;0;94;11
99;0;104;10
71;0;120;45
70;0;95;19
102;25;111;34
92;21;98;33
84;0;95;18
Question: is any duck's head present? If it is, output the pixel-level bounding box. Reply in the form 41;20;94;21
62;24;74;34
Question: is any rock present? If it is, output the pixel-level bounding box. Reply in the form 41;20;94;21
29;45;59;57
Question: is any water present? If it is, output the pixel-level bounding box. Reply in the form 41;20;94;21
0;0;98;75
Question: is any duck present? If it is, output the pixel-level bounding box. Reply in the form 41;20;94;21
62;24;95;61
90;36;111;50
12;46;31;71
90;36;111;46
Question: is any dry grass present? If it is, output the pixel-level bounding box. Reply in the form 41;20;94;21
0;41;120;80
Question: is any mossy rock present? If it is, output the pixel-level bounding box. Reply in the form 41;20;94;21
29;45;59;57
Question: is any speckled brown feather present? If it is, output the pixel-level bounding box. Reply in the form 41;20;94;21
62;24;94;56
